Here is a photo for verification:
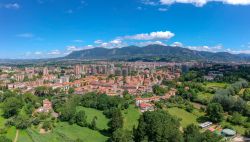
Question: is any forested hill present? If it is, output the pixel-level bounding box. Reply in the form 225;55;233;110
65;44;250;62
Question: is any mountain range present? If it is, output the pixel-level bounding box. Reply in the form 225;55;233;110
65;44;250;62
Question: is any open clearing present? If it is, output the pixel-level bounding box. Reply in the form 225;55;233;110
168;107;198;128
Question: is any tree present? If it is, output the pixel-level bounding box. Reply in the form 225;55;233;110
206;103;224;122
134;110;183;142
59;99;77;122
68;87;75;94
0;136;11;142
243;89;250;101
14;115;31;129
152;85;168;96
90;116;98;130
228;112;245;125
34;86;53;97
2;97;23;118
184;124;223;142
111;128;134;142
109;109;123;132
184;124;202;142
75;110;87;127
245;129;250;137
42;120;53;131
201;131;223;142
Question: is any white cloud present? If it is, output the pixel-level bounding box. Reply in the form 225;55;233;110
34;51;43;55
66;45;94;52
110;39;122;44
171;42;183;47
72;39;84;43
16;33;34;38
160;0;250;7
226;49;250;54
124;31;175;40
187;44;223;52
100;42;109;47
95;39;125;48
25;52;32;56
84;45;94;49
48;50;61;55
94;40;103;44
4;3;20;9
66;46;83;51
136;40;166;46
158;8;168;11
141;0;159;6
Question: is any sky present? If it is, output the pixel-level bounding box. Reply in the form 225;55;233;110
1;0;250;59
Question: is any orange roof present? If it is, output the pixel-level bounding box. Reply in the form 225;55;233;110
140;103;153;108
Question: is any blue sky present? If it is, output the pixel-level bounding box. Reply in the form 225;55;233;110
1;0;250;59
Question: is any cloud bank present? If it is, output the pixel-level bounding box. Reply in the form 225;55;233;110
160;0;250;7
124;31;175;40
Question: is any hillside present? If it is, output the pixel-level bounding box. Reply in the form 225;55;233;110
65;44;250;62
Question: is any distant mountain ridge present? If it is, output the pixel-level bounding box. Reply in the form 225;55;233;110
65;44;250;62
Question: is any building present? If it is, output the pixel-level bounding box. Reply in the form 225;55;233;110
139;103;154;112
15;74;25;82
43;67;49;76
74;65;81;75
36;99;52;113
59;76;70;83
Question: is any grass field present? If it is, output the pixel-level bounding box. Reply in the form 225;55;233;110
0;106;109;142
204;82;228;89
0;106;140;142
0;109;6;127
17;130;33;142
76;106;109;130
122;105;141;130
197;92;214;102
168;107;198;128
5;126;17;140
17;122;109;142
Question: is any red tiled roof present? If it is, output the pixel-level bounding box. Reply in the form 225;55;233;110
140;103;153;108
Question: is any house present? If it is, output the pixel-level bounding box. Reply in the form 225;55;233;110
135;96;161;106
35;99;59;118
139;103;154;112
36;99;52;113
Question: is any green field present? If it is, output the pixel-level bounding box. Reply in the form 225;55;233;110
0;105;140;142
76;106;109;130
16;122;109;142
122;105;141;130
17;130;33;142
168;107;198;128
0;106;109;142
197;92;214;101
204;82;228;89
0;110;6;127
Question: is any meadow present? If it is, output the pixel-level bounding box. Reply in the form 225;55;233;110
168;107;199;128
0;105;141;142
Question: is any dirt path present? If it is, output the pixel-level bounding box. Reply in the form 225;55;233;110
13;129;19;142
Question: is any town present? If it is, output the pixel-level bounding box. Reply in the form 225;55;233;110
1;0;250;141
0;61;250;142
